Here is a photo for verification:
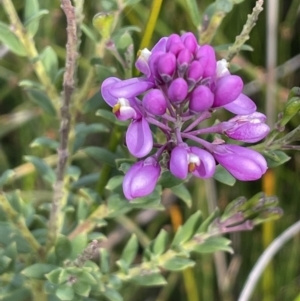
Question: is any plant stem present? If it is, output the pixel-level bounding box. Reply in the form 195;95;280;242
1;0;59;108
0;194;41;253
138;0;164;51
46;0;77;252
226;0;264;62
68;204;109;240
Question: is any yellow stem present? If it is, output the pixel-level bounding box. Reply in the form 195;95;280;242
262;170;276;301
138;0;164;51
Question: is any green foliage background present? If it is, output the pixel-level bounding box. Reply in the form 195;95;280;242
0;0;300;301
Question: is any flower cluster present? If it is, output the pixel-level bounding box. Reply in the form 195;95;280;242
101;32;270;200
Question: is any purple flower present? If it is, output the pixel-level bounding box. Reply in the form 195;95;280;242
168;78;188;103
212;145;267;181
157;53;176;82
170;145;215;179
196;45;216;78
143;89;167;115
189;85;214;112
224;113;270;143
213;75;244;107
126;118;153;158
123;157;161;200
101;77;153;158
100;31;270;200
223;93;257;115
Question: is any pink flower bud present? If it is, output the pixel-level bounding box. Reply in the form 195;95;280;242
168;78;188;103
143;89;167;115
213;75;243;107
189;85;214;112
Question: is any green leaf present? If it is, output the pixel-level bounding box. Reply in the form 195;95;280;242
56;284;75;301
26;89;56;115
4;242;18;261
55;235;72;262
158;171;183;188
216;0;234;12
103;287;123;301
79;271;98;285
24;0;39;36
81;23;97;42
185;0;201;28
115;31;133;50
46;267;64;284
24;9;49;37
19;79;44;89
96;109;128;126
22;263;57;279
162;257;195;271
170;184;192;208
132;273;167;286
73;282;91;297
213;165;236;186
30;136;59;150
100;248;110;274
280;96;300;126
265;150;291;168
192;236;233;254
0;22;26;56
41;46;59;83
105;175;124;192
152;229;169;256
198;208;220;233
0;255;12;273
171;211;202;247
76;122;109;135
70;233;88;260
93;12;115;40
24;155;56;184
120;234;138;266
82;146;118;167
0;169;15;187
71;172;100;189
77;198;89;221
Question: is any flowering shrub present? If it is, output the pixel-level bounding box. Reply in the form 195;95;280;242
1;1;300;301
102;32;270;200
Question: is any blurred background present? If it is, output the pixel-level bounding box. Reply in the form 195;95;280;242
0;0;300;300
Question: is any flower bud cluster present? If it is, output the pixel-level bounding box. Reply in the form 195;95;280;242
101;32;270;200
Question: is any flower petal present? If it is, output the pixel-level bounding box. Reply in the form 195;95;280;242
170;146;188;179
126;118;153;158
101;77;121;107
190;147;216;178
123;161;143;200
223;93;257;114
110;78;154;98
213;145;267;181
